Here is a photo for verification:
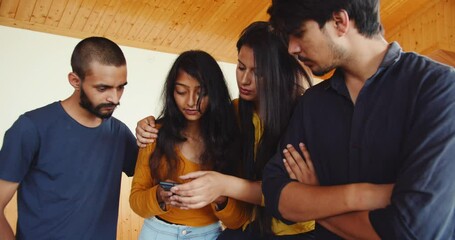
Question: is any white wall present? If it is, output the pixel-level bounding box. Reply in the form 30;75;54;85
0;25;239;143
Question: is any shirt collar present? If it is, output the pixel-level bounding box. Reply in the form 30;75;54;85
328;41;403;93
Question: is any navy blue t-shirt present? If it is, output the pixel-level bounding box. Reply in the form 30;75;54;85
0;102;138;239
263;42;455;239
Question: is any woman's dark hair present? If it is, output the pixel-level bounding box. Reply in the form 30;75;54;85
236;21;310;181
268;0;383;39
150;50;241;183
236;21;312;237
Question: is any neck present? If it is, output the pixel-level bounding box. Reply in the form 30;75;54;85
61;93;103;127
342;35;389;103
182;121;201;139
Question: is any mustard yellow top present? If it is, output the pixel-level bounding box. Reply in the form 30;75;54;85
233;98;315;235
129;141;250;229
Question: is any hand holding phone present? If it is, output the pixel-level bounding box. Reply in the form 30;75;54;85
159;181;178;191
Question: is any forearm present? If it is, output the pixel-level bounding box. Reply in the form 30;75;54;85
129;186;166;218
318;211;380;240
213;198;252;229
279;182;390;222
0;214;14;240
222;175;262;205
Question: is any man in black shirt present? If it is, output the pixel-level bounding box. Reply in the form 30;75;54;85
263;0;455;239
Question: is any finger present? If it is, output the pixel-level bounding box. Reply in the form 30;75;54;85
136;140;146;148
283;159;297;180
283;147;300;171
142;124;159;134
299;143;315;171
286;144;308;170
145;116;156;127
283;147;303;181
179;171;207;180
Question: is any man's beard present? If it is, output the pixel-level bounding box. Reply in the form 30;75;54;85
79;88;118;119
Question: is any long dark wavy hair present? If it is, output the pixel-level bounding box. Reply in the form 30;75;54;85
236;21;312;237
150;50;241;183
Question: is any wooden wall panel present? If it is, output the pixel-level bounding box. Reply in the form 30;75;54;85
117;175;144;240
384;0;455;66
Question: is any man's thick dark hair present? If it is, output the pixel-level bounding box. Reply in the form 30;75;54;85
71;36;126;80
236;21;311;237
268;0;382;38
150;50;241;182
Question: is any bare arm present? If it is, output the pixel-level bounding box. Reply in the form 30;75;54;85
280;143;393;222
170;171;262;209
0;179;19;240
135;116;158;147
318;212;380;240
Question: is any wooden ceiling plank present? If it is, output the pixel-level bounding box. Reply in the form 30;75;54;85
151;0;194;46
116;0;149;39
142;0;178;43
103;0;134;38
123;1;155;41
15;0;37;21
135;0;174;42
440;0;455;51
0;0;19;18
381;0;435;32
82;0;111;33
44;0;70;27
29;0;52;24
174;0;225;50
181;0;233;53
201;0;267;56
212;0;269;54
70;0;97;31
93;0;122;36
160;1;204;49
58;0;83;29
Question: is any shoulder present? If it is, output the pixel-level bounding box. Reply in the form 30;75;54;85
23;102;62;120
399;52;454;79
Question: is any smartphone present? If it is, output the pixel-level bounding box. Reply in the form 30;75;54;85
159;181;178;191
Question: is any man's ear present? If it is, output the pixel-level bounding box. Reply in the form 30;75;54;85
332;10;350;36
68;72;81;91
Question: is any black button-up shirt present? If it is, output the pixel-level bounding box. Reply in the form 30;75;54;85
263;42;455;239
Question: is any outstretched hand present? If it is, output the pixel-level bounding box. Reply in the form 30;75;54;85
283;143;319;185
135;116;158;147
168;171;226;210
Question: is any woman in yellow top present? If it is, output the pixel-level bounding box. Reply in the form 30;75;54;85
129;50;249;240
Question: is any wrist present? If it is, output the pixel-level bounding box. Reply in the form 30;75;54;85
159;201;167;211
214;196;228;211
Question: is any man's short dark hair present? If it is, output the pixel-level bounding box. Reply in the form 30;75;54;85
70;36;126;80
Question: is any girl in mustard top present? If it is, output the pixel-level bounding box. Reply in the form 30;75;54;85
129;50;249;240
